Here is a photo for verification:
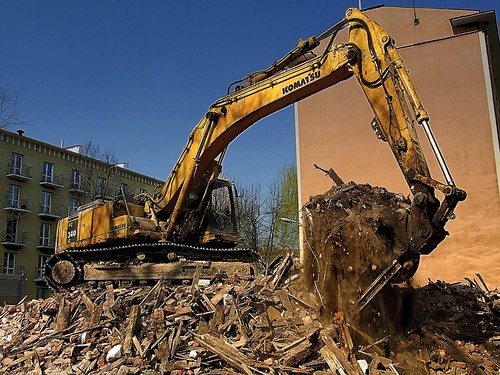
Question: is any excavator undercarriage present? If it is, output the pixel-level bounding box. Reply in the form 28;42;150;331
45;241;258;290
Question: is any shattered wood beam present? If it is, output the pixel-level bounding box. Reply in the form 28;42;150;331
123;305;140;355
87;302;103;329
210;285;234;306
195;333;255;375
154;307;170;362
133;335;143;357
191;264;203;294
270;253;293;290
280;328;319;353
233;300;250;340
276;289;295;317
320;345;347;375
314;164;344;186
169;321;183;361
210;304;225;331
80;291;95;314
335;311;354;352
322;335;364;375
139;278;163;306
281;339;315;367
54;297;70;332
106;283;115;305
103;284;116;320
287;292;315;310
201;292;216;312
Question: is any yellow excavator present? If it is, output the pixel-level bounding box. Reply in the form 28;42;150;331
45;8;465;290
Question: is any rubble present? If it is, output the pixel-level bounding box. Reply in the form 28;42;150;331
0;182;499;374
0;261;499;374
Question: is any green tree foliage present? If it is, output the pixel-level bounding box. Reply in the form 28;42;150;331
268;164;299;251
234;163;299;259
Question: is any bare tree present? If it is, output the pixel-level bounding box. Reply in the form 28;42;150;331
66;140;120;208
234;164;299;260
0;86;25;129
235;183;267;251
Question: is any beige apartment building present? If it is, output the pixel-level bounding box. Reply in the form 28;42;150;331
0;128;163;303
296;6;500;287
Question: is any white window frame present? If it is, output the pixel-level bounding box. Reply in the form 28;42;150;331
41;191;52;214
39;223;51;247
6;217;18;243
42;161;54;183
71;169;81;189
3;252;15;275
8;184;20;208
10;152;22;175
37;255;48;279
69;198;79;216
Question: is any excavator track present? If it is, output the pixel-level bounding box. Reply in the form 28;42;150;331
45;242;259;290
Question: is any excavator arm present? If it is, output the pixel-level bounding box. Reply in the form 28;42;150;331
47;8;465;290
151;8;465;257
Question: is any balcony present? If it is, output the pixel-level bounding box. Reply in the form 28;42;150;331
1;230;28;249
68;182;88;195
34;267;48;284
36;240;55;253
39;173;64;189
6;164;33;182
3;195;31;214
38;205;63;221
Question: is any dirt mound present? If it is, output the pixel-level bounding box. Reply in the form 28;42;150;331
301;182;416;323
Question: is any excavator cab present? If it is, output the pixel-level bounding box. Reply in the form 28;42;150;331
197;178;242;247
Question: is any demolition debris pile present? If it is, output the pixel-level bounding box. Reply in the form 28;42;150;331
1;262;499;374
0;182;499;374
301;181;419;324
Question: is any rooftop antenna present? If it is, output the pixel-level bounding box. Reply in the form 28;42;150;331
412;0;420;25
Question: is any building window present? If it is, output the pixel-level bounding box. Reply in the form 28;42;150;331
71;169;81;190
37;255;48;279
96;177;106;197
7;184;21;208
10;152;23;175
139;188;147;194
3;252;15;274
120;183;128;199
6;217;19;243
41;192;52;214
69;199;79;216
39;223;51;247
42;161;54;183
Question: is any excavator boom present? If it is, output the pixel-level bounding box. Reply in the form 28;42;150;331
46;8;465;290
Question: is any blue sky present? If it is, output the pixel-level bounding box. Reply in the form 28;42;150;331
1;0;499;186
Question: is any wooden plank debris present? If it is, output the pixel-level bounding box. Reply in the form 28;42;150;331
123;304;140;355
195;333;255;375
0;265;498;375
